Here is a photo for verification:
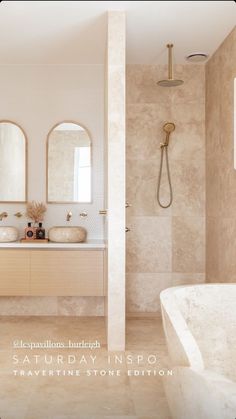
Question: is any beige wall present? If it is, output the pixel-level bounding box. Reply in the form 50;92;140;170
126;64;206;314
0;64;104;316
0;65;104;238
206;27;236;282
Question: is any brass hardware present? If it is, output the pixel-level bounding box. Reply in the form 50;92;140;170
0;212;8;221
163;122;175;134
66;211;72;221
79;211;88;218
14;212;23;218
99;210;107;215
157;122;175;209
125;227;131;233
125;202;132;208
157;44;184;87
167;43;173;80
160;122;175;148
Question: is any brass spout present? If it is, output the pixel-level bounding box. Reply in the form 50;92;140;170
66;211;72;221
0;212;8;221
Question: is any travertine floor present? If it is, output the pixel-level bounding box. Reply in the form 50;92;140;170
0;316;171;419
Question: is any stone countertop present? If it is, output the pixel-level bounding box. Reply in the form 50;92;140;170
0;239;105;249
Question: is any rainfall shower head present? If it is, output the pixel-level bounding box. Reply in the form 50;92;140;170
157;44;184;87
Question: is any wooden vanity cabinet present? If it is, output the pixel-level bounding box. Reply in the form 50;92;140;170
0;249;104;296
0;250;30;295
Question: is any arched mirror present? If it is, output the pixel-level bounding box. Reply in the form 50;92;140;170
0;121;27;202
47;121;92;203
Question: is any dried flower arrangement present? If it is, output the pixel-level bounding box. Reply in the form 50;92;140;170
26;201;47;225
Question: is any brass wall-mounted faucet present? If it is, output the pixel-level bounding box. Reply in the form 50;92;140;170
0;212;8;221
14;212;23;218
66;211;72;221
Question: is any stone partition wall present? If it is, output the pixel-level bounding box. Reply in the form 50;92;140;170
105;11;126;350
206;27;236;282
126;64;206;314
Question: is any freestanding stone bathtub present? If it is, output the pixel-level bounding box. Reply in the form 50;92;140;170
160;284;236;419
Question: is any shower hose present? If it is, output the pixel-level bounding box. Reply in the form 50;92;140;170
157;144;173;208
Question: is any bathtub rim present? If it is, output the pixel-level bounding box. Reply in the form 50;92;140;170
160;283;236;371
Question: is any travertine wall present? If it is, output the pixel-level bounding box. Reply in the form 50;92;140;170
206;27;236;282
126;64;206;314
105;11;126;350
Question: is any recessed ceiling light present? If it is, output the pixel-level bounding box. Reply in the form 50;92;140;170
186;53;208;63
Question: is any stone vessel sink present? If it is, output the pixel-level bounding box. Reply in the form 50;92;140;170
48;226;87;243
0;226;18;242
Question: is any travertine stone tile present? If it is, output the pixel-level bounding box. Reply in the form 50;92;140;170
171;158;205;217
0;297;57;316
169;101;205;162
126;273;172;312
126;158;172;217
171;64;205;105
126;103;170;161
172;216;205;273
126;217;172;273
126;65;171;105
217;218;236;281
206;217;220;282
126;318;166;349
57;297;104;316
206;27;236;282
126;61;206;313
0;317;170;419
172;273;205;287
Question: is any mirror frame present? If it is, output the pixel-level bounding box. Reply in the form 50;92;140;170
46;120;93;204
0;119;28;203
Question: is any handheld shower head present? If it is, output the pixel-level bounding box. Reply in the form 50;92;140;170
163;122;175;134
160;122;175;147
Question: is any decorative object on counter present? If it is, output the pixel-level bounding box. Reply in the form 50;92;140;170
14;212;23;218
0;212;8;221
25;222;35;240
26;201;47;225
48;226;87;243
25;201;47;241
36;222;45;239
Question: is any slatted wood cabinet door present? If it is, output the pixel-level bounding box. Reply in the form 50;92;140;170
0;249;104;296
0;250;30;295
30;250;104;296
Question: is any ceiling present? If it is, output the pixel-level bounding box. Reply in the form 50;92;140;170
0;1;235;64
